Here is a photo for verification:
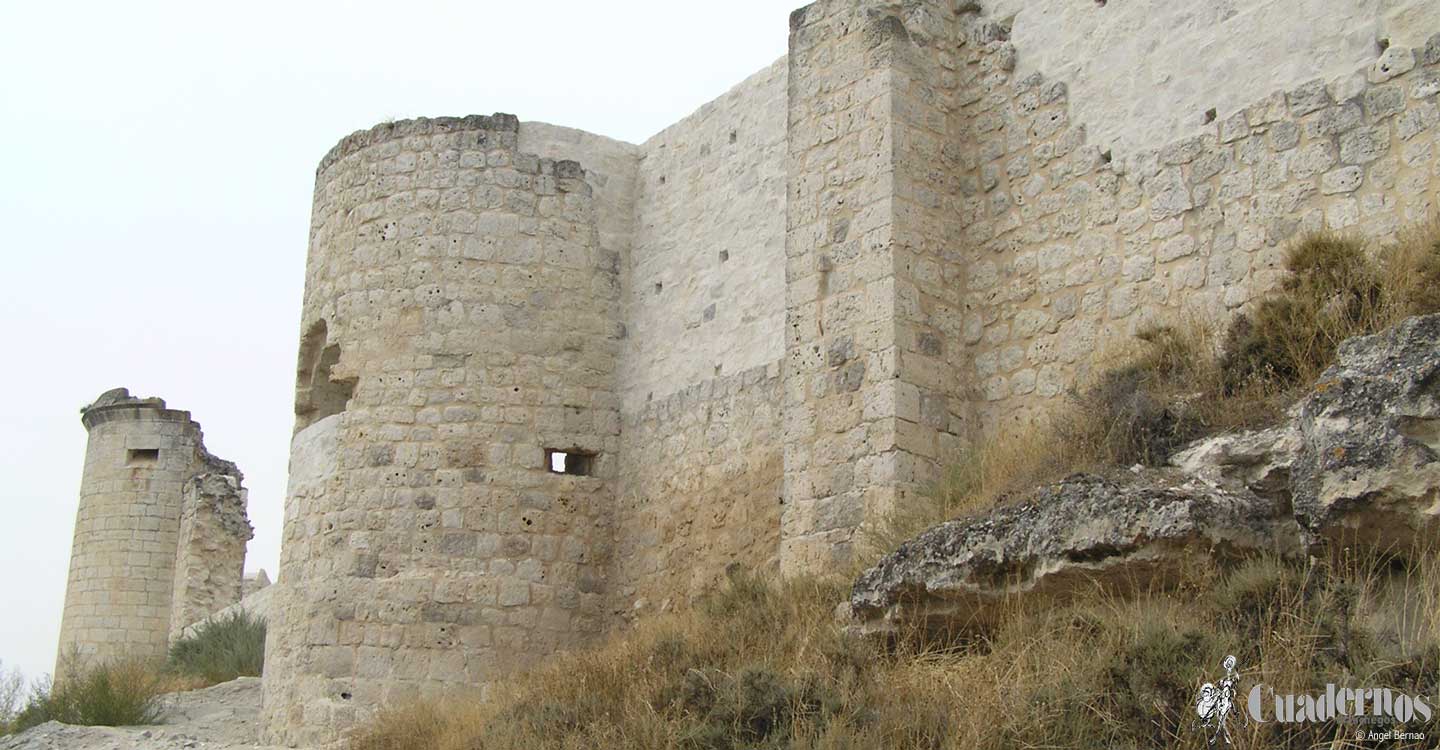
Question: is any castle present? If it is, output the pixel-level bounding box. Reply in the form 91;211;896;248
56;389;253;676
54;0;1440;745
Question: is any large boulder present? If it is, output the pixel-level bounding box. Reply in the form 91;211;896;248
852;314;1440;636
1290;314;1440;548
849;472;1299;635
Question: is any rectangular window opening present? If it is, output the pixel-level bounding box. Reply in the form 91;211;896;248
545;449;595;476
127;448;160;466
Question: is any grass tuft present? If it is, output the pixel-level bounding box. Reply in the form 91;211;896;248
1221;227;1440;391
166;611;266;685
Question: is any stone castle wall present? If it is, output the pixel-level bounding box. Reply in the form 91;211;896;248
258;1;1440;743
987;0;1440;157
611;59;790;614
613;363;784;617
952;8;1440;432
781;0;969;574
624;59;789;412
261;115;622;745
57;390;248;676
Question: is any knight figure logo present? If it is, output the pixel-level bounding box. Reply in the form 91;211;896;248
1197;655;1247;747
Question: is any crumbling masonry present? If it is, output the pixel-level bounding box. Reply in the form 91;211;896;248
52;0;1440;744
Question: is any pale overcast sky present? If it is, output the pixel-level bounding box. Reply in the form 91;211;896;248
0;0;790;683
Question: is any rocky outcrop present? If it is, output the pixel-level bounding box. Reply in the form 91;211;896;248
1170;424;1300;501
850;472;1299;635
852;314;1440;635
1291;314;1440;548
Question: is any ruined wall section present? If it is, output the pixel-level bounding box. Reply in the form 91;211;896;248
611;363;782;619
57;389;244;675
985;0;1440;157
953;17;1440;431
262;115;621;746
625;59;788;413
169;468;252;643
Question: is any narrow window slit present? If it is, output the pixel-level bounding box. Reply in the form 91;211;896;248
545;449;596;476
127;448;159;466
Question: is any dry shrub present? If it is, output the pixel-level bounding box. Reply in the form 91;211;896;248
1074;223;1440;471
13;656;166;731
0;661;24;736
1223;225;1440;392
1062;319;1220;466
352;551;1438;750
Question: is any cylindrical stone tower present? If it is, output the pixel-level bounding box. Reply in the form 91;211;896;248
261;114;622;745
56;388;242;675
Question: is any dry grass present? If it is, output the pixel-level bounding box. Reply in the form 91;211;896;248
353;554;1437;750
1223;224;1440;392
860;417;1095;561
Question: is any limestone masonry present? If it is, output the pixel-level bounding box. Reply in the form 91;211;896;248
57;389;252;676
51;0;1440;744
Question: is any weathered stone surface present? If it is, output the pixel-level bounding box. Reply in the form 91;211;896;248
1291;314;1440;547
1371;46;1417;83
850;473;1297;634
1288;79;1333;116
1321;165;1365;193
1171;424;1301;500
169;471;253;643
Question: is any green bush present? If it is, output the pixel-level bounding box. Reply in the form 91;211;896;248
167;611;266;684
12;659;164;731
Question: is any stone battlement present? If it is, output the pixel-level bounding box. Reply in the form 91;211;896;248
315;113;522;174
